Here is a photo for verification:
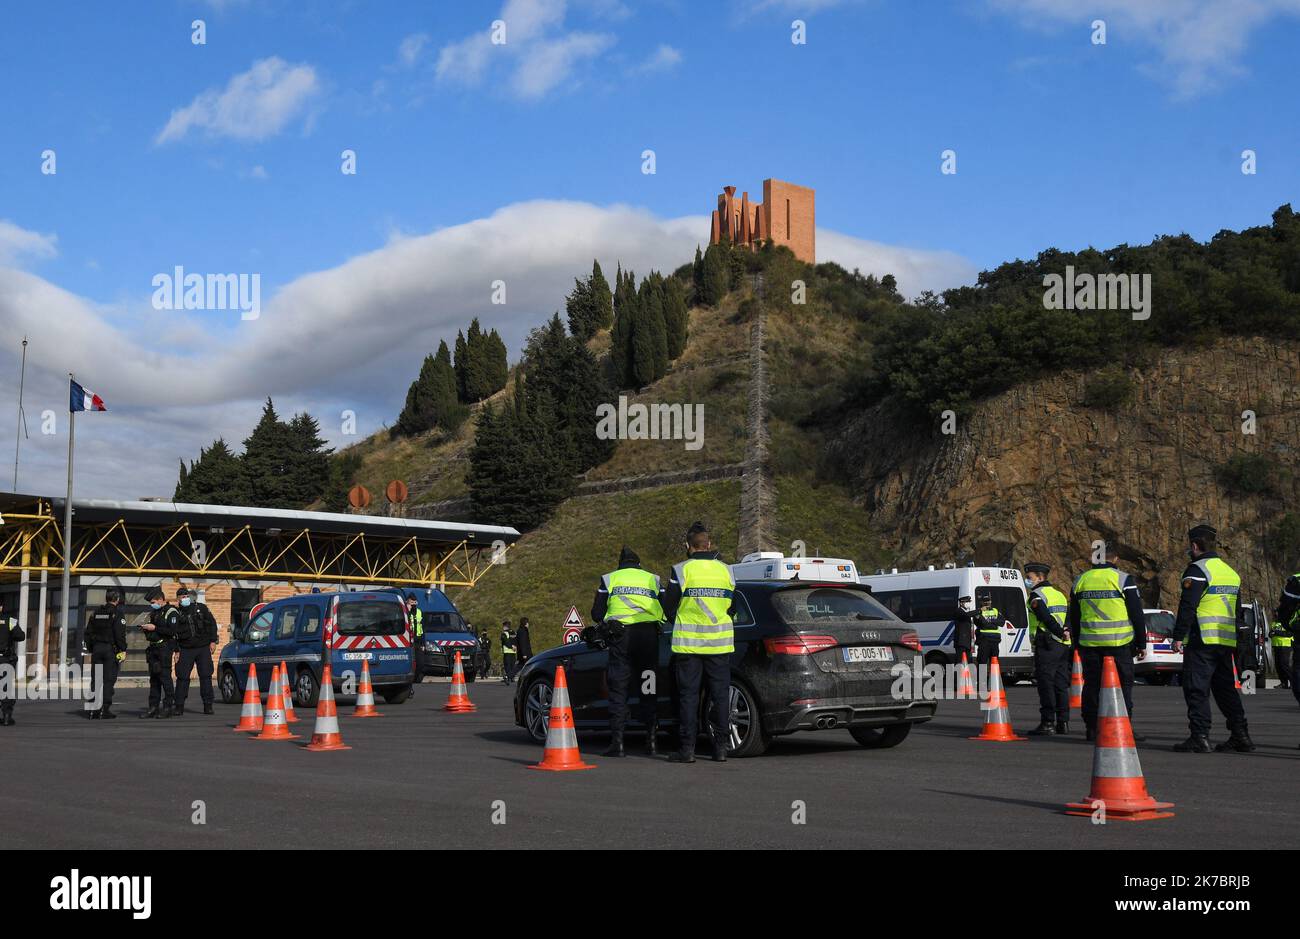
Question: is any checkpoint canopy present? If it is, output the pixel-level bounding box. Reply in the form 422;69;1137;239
0;492;520;675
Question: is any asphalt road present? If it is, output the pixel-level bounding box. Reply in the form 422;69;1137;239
6;680;1299;849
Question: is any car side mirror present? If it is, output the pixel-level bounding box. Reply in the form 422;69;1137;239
247;628;269;643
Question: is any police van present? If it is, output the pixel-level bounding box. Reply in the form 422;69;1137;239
373;586;481;681
218;590;414;708
858;564;1035;681
730;553;860;585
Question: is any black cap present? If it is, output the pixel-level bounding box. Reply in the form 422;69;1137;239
1024;562;1050;575
618;545;640;566
176;586;192;597
1188;524;1217;541
145;585;166;602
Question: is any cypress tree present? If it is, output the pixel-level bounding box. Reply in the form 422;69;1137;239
664;276;689;359
591;260;613;330
700;243;728;307
454;330;468;401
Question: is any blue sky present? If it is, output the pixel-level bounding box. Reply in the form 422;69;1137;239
2;0;1299;497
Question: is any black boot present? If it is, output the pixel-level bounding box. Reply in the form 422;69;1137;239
140;707;159;719
1174;735;1212;753
667;749;695;764
1215;732;1256;753
1026;721;1056;736
173;704;185;717
203;703;214;715
100;708;117;720
711;737;728;762
644;724;658;756
603;734;625;757
0;711;13;726
1055;720;1069;735
157;702;174;719
89;708;102;720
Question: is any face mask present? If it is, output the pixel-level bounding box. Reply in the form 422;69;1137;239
150;602;162;610
181;597;192;607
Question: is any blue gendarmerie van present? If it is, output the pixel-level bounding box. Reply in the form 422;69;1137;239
372;587;480;681
217;590;414;707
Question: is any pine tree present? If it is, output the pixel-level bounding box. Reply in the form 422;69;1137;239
566;276;595;340
174;460;190;501
185;438;244;504
285;413;334;506
700;243;728;307
240;399;298;508
591;259;613;331
453;330;468;401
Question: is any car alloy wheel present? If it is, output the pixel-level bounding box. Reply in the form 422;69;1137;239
219;668;238;704
525;680;553;742
295;669;319;707
727;682;753;751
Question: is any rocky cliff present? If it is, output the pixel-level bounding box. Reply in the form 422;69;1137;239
837;336;1300;609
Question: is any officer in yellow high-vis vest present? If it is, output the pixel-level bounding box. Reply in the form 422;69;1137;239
664;522;735;764
1269;621;1292;690
1067;545;1147;742
1274;568;1300;703
1025;562;1072;736
591;545;665;757
1171;524;1254;753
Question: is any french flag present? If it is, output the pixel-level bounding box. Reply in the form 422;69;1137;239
69;379;107;413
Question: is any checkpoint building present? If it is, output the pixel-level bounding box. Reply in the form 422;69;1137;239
0;493;519;679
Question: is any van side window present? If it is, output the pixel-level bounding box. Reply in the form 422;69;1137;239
906;587;959;623
299;605;322;637
276;606;301;639
247;610;274;641
871;591;907;619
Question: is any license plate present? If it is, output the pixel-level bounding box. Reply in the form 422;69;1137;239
842;646;893;663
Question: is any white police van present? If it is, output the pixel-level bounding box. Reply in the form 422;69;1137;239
1137;608;1182;684
730;552;860;584
858;564;1035;681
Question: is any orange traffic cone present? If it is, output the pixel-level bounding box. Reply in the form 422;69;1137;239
279;661;300;723
352;659;382;717
528;666;594;771
233;663;264;732
444;651;477;712
957;651;976;699
1069;649;1084;710
304;665;351;752
1065;656;1173;822
971;657;1025;741
253;664;300;741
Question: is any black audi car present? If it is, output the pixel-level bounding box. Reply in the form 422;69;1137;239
513;579;936;757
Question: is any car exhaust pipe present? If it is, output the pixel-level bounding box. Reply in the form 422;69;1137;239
814;714;838;729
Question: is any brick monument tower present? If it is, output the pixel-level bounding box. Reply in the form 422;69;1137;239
709;178;815;264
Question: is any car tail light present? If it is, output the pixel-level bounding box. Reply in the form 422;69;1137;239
765;634;838;655
901;631;922;652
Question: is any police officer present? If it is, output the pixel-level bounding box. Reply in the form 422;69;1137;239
500;621;516;685
516;617;533;667
140;586;179;719
972;591;1003;665
1171;525;1255;753
952;595;975;665
407;596;424;693
0;596;25;726
1025;562;1072;735
663;522;735;764
1269;620;1292;689
172;587;218;716
1275;569;1300;704
84;589;128;719
592;545;665;757
477;628;492;679
1067;546;1147;741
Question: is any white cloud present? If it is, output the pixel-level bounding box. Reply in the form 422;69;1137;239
155;57;322;144
436;0;616;99
0;220;57;266
631;44;683;75
397;32;430;68
990;0;1300;97
0;201;974;498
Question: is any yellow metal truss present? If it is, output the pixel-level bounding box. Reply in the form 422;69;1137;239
0;499;509;588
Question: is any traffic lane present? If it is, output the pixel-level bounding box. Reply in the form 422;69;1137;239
4;684;1297;849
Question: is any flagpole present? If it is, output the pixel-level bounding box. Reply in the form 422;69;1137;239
59;372;76;692
12;336;27;491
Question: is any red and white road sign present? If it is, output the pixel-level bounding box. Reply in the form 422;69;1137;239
561;606;584;644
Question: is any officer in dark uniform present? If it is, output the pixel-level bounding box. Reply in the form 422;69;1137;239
1171;524;1254;753
84;589;128;719
1275;569;1300;707
140;586;179;718
477;629;492;678
0;596;26;726
1025;562;1072;735
172;587;218;716
952;595;975;666
516;617;533;667
592;545;665;757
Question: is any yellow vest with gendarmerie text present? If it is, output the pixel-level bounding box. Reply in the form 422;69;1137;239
1193;557;1239;648
1073;567;1133;647
602;567;664;625
670;558;735;655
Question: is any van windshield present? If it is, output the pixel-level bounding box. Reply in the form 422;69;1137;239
336;600;406;636
422;611;471;633
1145;611;1175;637
772;587;896;625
